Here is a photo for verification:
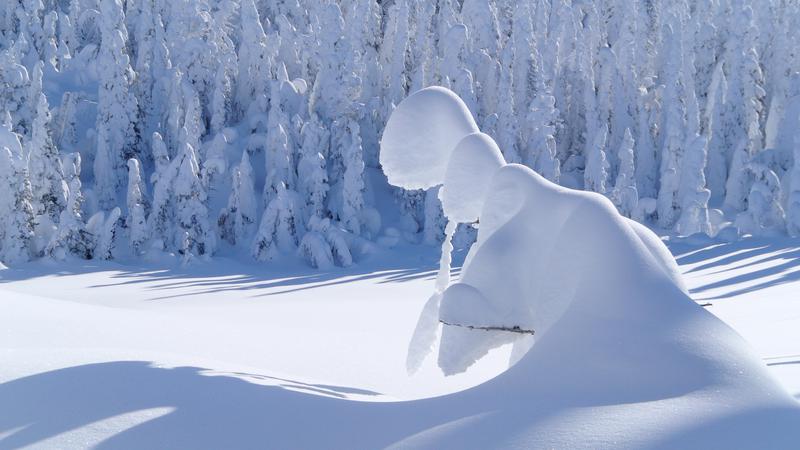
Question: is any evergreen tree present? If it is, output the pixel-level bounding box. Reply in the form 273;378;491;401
236;0;271;117
494;43;520;163
297;113;329;223
126;158;148;254
47;153;92;259
252;182;303;262
173;141;214;258
147;132;178;249
219;151;256;246
611;128;638;217
736;163;785;236
676;136;712;236
92;207;121;260
336;117;365;235
202;132;228;193
584;124;609;194
95;0;138;209
28;93;67;222
0;145;35;264
657;22;687;228
722;6;766;213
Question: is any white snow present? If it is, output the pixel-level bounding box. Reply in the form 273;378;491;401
1;237;800;449
380;86;479;191
3;87;800;449
3;1;800;447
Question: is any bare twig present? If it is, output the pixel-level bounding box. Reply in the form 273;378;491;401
439;320;535;335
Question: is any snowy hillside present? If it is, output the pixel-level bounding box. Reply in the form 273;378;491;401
1;0;800;266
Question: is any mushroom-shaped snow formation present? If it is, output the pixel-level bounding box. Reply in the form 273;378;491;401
378;86;800;447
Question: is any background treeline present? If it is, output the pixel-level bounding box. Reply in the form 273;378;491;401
1;0;799;267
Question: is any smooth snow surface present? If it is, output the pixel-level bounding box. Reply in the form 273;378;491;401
440;132;506;223
2;240;800;449
379;86;479;191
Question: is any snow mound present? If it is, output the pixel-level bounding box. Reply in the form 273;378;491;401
380;86;479;190
439;164;692;374
440;132;506;223
379;87;800;446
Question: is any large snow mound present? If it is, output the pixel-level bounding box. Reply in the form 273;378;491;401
380;86;800;447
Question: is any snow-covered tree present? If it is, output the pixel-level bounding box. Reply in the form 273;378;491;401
4;0;800;262
721;6;766;213
383;0;410;113
298;216;352;268
236;0;272;116
494;43;520;163
584;124;609;194
510;1;535;115
46;153;92;259
173;141;214;258
264;82;293;205
95;0;138;209
126;158;148;254
736;163;785;236
0;145;35;264
201;132;228;193
657;23;687;228
460;0;499;56
705;62;728;203
440;24;478;118
676;136;712;236
252;182;303;262
90;207;121;260
298;227;334;269
147;132;178;249
335;117;365;235
218;151;256;246
28;93;67;222
524;67;560;182
611;128;638;217
297;113;329;223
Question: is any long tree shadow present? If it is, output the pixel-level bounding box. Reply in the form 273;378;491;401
0;361;411;450
0;361;554;450
0;245;465;302
666;238;800;301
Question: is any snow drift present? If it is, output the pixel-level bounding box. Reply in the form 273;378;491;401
379;86;800;447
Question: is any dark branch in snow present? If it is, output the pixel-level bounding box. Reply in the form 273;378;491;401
439;320;535;335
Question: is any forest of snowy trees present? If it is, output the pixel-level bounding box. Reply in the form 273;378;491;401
1;0;800;267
